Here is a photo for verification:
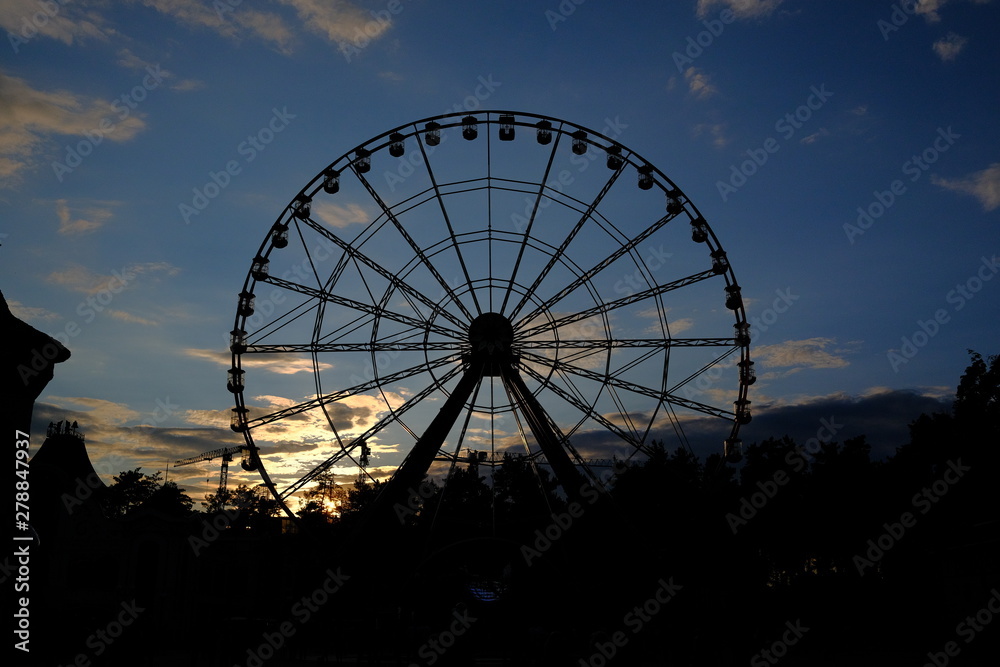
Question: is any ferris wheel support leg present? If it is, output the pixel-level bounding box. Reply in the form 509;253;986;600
499;364;586;502
367;358;485;526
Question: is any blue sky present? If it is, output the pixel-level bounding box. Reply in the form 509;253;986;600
3;0;998;505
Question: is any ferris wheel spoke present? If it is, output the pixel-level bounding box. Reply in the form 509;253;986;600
245;354;461;429
516;269;718;338
499;130;563;314
297;216;469;331
513;210;680;327
262;274;462;340
416;137;483;315
352;167;475;322
516;337;737;350
245;341;467;353
279;364;465;500
520;350;734;420
517;361;650;456
506;160;627;319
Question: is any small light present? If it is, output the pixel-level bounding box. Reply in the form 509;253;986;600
725;284;742;311
292;194;311;219
270;222;289;248
227;367;245;393
425;121;441;146
739;359;756;386
238;291;255;317
606;144;623;170
690;217;708;243
230;406;249;432
536;120;552;145
354;148;371;173
637;165;654;190
230;329;247;354
251;255;269;281
499;114;515;141
462;115;478;140
389;132;405;157
322;169;340;194
571;130;587;155
711;249;729;275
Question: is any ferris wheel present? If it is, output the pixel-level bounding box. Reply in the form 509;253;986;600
226;111;753;520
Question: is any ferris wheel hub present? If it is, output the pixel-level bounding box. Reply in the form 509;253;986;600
468;312;515;376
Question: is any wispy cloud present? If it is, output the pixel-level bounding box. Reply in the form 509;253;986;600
0;73;146;180
754;338;851;379
696;0;784;19
800;128;829;145
46;262;180;294
135;0;294;54
0;0;110;47
313;201;370;228
693;122;730;148
683;67;718;99
7;300;60;322
932;163;1000;211
932;32;968;61
184;348;332;375
56;199;116;235
280;0;390;49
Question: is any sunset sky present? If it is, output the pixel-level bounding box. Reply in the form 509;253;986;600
3;0;998;505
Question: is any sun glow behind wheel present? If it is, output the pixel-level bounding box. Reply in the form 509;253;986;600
228;111;753;518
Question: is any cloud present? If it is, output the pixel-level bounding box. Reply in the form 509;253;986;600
184;348;332;374
848;105;868;116
313;201;370;228
754;338;851;378
0;0;110;48
135;0;294;54
0;72;147;180
7;300;60;322
280;0;391;49
799;128;829;145
932;163;1000;211
46;261;180;294
692;122;730;148
56;199;115;235
933;32;968;61
696;0;784;19
683;67;718;99
106;309;159;326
